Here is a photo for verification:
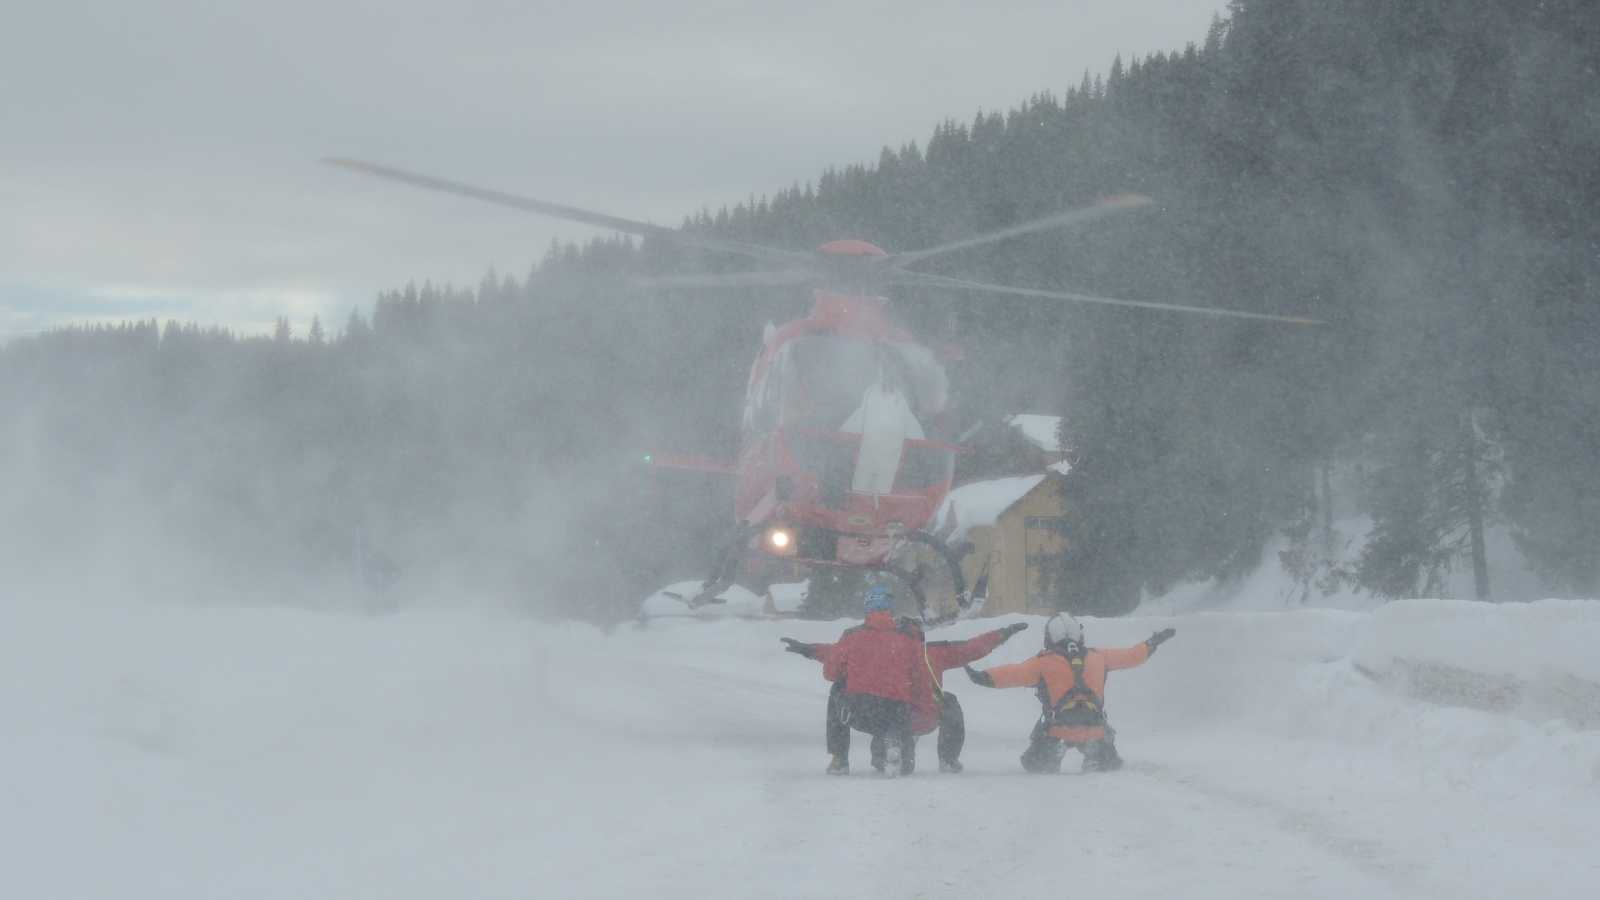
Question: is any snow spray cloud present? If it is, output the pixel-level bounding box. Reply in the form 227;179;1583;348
0;264;740;618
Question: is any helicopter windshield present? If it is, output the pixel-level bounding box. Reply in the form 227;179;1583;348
779;334;945;433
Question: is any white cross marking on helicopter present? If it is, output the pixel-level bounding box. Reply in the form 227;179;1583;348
840;382;924;495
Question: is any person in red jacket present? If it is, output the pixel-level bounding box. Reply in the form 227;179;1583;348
782;588;1027;775
793;584;919;777
964;613;1175;773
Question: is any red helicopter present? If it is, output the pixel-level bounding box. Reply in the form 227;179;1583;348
326;159;1319;619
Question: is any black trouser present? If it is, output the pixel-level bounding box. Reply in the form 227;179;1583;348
826;683;965;769
935;691;965;765
1019;718;1121;773
825;682;915;771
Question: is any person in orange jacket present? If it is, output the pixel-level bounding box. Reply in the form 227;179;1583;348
964;613;1175;773
782;592;1027;775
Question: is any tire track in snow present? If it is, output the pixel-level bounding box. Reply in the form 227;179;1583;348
1127;759;1424;893
748;751;1421;900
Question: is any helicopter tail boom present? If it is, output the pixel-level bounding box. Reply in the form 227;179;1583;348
644;453;737;475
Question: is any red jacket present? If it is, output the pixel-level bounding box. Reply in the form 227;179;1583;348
817;620;1008;734
820;612;921;705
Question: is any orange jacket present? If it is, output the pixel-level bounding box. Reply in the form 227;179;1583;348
984;643;1150;743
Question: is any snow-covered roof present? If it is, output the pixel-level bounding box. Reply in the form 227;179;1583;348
1005;414;1063;453
934;473;1049;542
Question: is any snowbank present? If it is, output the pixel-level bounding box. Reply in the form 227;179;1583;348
1352;598;1600;728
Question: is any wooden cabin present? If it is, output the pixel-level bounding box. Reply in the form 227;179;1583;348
937;470;1070;616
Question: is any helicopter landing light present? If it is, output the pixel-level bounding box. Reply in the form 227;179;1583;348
765;526;796;555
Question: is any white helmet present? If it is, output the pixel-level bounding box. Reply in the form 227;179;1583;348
1044;614;1084;649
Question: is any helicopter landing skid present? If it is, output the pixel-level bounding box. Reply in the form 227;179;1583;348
681;523;756;609
660;591;726;606
760;550;965;626
676;525;970;623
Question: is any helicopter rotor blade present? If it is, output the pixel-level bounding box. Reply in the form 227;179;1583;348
632;270;818;290
888;270;1325;325
323;158;815;269
883;194;1155;270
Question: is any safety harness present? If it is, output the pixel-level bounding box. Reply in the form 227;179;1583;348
906;620;944;700
1037;642;1106;729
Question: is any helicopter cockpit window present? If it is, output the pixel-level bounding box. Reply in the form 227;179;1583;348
745;364;782;434
886;341;949;417
783;335;929;432
894;442;956;492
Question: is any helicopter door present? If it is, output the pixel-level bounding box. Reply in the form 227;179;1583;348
839;384;924;495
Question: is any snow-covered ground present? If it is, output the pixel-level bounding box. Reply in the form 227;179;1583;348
3;596;1598;899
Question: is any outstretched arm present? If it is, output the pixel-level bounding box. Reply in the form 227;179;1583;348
780;637;819;659
782;638;842;672
1098;643;1150;671
928;623;1028;671
1100;628;1175;671
966;655;1044;689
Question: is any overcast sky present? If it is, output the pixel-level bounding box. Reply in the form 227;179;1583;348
2;1;1221;337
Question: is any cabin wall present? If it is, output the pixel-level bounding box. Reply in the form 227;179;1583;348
975;477;1068;617
958;526;996;610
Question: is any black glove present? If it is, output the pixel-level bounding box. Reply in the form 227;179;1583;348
1146;628;1176;653
998;622;1029;641
780;637;818;659
964;664;995;687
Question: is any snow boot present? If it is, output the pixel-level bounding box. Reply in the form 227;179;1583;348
882;743;902;778
1020;733;1066;774
938;759;964;774
1081;740;1123;773
827;754;849;776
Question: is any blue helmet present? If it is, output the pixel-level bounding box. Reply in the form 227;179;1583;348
863;585;893;613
